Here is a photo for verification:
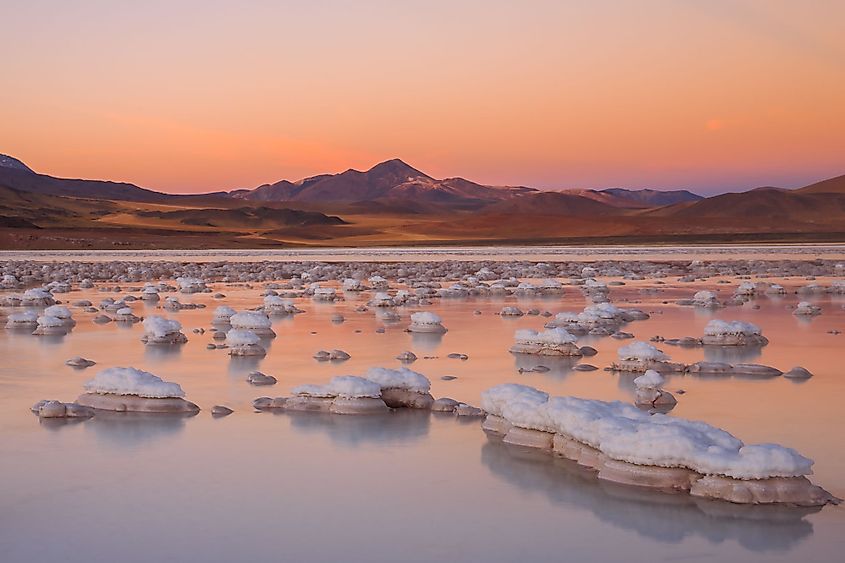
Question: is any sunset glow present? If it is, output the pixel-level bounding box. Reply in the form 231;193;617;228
2;0;844;194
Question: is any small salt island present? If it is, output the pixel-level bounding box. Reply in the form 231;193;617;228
76;367;199;413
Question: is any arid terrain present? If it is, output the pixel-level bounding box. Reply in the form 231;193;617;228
2;154;844;249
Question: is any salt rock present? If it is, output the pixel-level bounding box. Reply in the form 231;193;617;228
784;367;813;380
481;414;512;435
38;400;67;418
431;397;459;412
503;427;555;450
211;405;234;416
329;397;390;415
690;475;839;507
597;458;700;492
77;394;200;414
380;388;434;409
65;356;96;368
246;371;277;386
396;351;417;363
252;397;287;410
284;396;334;412
454;403;484;417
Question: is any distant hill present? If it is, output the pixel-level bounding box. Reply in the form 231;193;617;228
796;174;845;194
596;187;703;207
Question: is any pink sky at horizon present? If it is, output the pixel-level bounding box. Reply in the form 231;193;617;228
1;0;844;196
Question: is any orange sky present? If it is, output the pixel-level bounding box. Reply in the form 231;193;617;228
1;0;844;195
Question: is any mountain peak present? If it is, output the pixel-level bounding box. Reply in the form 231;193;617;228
0;154;34;173
366;158;430;180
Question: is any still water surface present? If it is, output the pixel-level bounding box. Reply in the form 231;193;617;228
1;263;844;562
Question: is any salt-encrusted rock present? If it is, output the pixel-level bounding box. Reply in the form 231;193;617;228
141;316;187;345
32;315;69;336
731;363;782;377
230;311;276;337
702;320;768;346
212;305;237;324
407;312;447;333
37;400;67;418
500;306;524;317
66;356;96;369
431;398;459;412
690;475;839;506
579;346;598;356
253;397;287;410
246;371;277;386
793;301;821;316
503;426;555;450
481;414;513;435
613;341;684;373
314;349;351;361
687;361;734;375
211;405;234;416
509;328;581;356
76;367;199;413
455;403;485;417
227;329;266;357
5;311;39;329
396;351;417;363
330;396;390;415
633;370;676;410
597;458;700;492
784;367;813;380
364;367;434;409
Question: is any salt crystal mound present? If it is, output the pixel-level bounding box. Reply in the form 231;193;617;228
408;311;447;333
618;341;668;361
634;369;665;389
263;295;300;314
702;320;768;346
83;367;185;398
230;311;273;331
510;328;581;356
364;367;431;393
480;384;814;480
176;276;206;293
141;315;186;344
5;310;38;328
33;314;68;334
325;376;383;398
43;305;73;320
225;329;261;347
212;305;237;323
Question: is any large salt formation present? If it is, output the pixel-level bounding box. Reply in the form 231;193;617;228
141;316;188;344
407;312;447;333
546;303;648;337
229;311;276;337
613;341;684;373
480;384;838;506
226;329;266;356
510;328;581;356
255;367;437;414
76;367;199;413
702;320;768;347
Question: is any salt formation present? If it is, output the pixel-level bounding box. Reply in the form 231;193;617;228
22;288;56;307
313;349;351;361
33;314;69;336
76;367;199;413
66;356;96;368
263;295;303;315
288;376;389;414
364;367;435;408
311;285;337;301
783;367;813;380
613;341;684;373
702;320;768;346
691;290;720;308
407;312;447;333
500;306;524;317
793;301;821;316
342;278;365;291
687;362;782;378
396;351;417;363
230;311;276;337
246;371;277;385
43;305;76;327
5;311;38;329
211;305;237;324
113;307;140;323
140;284;160;301
480;384;837;506
31;399;94;419
141;316;188;344
509;328;581;356
226;329;266;356
633;370;676;410
176;277;207;294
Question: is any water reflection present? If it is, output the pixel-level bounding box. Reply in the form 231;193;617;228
84;411;196;448
704;344;764;364
410;331;444;352
512;354;578;379
143;343;184;361
481;438;816;551
272;409;431;448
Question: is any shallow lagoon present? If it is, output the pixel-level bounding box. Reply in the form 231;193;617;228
2;250;845;562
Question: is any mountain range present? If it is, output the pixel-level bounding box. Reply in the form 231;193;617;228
1;153;844;249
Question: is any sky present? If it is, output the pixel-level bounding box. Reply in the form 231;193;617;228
1;0;844;195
